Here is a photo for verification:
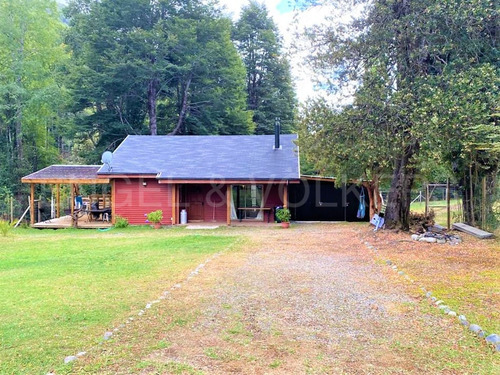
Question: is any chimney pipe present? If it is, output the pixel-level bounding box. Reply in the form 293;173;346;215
274;117;281;149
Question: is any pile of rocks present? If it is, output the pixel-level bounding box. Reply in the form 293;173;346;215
411;232;462;244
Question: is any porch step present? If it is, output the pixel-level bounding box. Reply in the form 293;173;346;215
186;225;219;230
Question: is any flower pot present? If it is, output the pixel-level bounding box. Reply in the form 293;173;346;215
153;222;161;229
281;222;290;229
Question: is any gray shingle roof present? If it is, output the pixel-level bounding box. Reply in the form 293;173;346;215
22;165;106;183
98;134;299;180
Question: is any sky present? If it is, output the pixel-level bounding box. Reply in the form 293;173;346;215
217;0;324;103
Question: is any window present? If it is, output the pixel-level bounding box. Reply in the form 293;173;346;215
231;185;264;220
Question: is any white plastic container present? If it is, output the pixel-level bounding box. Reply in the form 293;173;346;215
180;209;188;224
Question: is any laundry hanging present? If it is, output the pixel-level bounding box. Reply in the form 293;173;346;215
357;186;366;219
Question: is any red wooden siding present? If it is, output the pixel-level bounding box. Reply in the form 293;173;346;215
263;184;284;222
179;184;228;223
201;184;228;222
113;180;286;225
114;178;172;225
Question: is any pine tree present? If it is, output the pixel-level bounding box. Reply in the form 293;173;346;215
233;1;297;134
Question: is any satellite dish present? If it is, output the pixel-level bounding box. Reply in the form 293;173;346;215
101;151;113;172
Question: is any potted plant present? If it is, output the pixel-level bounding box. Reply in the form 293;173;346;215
146;209;163;229
275;207;291;228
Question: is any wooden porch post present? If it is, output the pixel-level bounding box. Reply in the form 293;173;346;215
283;182;289;209
111;180;116;224
70;183;75;227
30;183;35;225
226;185;232;226
56;184;60;218
171;184;177;225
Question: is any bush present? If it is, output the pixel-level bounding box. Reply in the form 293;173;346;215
275;208;291;223
0;220;14;237
146;210;163;224
114;216;129;228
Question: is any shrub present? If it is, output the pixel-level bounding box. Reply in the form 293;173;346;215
275;208;291;223
0;220;14;237
146;210;163;224
114;216;129;228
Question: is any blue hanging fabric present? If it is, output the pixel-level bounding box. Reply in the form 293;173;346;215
357;186;366;219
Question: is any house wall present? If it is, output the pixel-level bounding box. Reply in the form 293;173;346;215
289;180;370;222
114;178;172;225
180;183;285;223
201;184;227;223
113;180;288;225
263;184;284;222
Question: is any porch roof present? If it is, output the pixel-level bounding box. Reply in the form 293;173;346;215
21;165;110;184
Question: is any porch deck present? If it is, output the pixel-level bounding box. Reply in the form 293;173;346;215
33;215;113;229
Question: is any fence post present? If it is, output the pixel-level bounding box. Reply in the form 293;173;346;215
446;179;450;230
482;177;487;229
425;184;429;217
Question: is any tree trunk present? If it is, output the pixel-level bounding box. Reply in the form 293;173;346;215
363;182;376;219
374;181;383;212
169;74;192;135
385;142;419;230
147;78;158;136
362;174;381;220
460;164;498;228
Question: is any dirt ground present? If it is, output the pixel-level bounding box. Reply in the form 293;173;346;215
73;223;498;374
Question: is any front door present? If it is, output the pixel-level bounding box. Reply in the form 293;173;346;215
185;185;204;221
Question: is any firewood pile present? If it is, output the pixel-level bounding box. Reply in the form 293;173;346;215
409;210;462;244
409;210;435;233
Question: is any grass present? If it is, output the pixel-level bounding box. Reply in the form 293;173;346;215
0;226;239;374
366;226;500;335
410;199;463;226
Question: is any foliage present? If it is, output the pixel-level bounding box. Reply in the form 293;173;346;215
275;207;291;223
146;209;163;224
298;0;498;230
114;215;129;229
0;0;71;197
0;219;14;237
64;0;253;160
233;1;297;134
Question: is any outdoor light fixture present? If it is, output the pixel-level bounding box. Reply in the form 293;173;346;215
142;181;147;186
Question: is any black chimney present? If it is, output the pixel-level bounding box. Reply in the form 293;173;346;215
274;117;281;149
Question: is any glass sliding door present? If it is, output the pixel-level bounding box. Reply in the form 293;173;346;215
231;185;264;220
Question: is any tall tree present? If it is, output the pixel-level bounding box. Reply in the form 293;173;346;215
233;1;297;134
65;0;253;158
163;12;253;135
299;0;498;229
0;0;70;196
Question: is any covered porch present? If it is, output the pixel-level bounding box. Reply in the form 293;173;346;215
21;165;112;229
165;181;291;226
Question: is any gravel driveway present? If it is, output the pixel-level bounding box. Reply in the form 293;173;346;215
79;223;492;374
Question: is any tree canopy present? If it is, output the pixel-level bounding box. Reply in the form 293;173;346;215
298;0;499;229
64;0;254;159
0;0;70;197
233;1;297;134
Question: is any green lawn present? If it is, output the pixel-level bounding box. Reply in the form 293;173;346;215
410;199;463;226
0;227;239;374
